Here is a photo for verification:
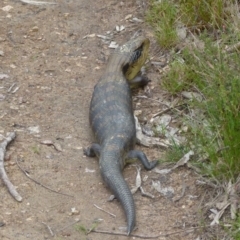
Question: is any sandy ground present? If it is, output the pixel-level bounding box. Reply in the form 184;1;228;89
0;1;206;239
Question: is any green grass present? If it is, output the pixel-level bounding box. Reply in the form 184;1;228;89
146;1;240;238
230;215;240;239
146;0;178;48
179;0;227;29
164;142;190;163
146;0;240;181
146;0;237;49
164;35;240;180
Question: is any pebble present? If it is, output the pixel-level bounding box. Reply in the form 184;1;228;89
31;26;39;32
2;5;13;12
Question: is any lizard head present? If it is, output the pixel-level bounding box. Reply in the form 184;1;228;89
120;36;150;82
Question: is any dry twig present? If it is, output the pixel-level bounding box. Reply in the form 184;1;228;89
93;204;116;218
55;219;81;234
151;104;185;119
16;158;74;198
42;222;54;236
0;132;22;202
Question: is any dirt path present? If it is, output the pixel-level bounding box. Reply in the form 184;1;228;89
0;1;204;239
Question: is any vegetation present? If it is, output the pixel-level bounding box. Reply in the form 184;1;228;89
147;0;240;179
146;0;178;48
146;1;240;238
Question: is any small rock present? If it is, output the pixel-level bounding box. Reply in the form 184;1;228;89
10;64;16;69
116;25;125;32
181;91;203;102
85;168;95;173
32;26;39;32
108;41;119;49
0;74;9;80
0;50;4;56
143;175;148;182
65;68;71;72
0;94;6;101
0;222;5;227
70;207;79;215
176;25;187;41
53;142;62;152
132;17;143;23
134;110;142;116
28;126;40;134
2;5;13;12
125;14;132;20
142;125;154;137
45;154;54;159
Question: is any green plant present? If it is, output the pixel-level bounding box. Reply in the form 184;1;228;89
163;35;240;180
161;58;192;94
31;145;40;155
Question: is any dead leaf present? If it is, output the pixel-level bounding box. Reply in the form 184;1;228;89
134;116;170;148
40;140;62;152
152;180;174;197
172;150;194;170
108;41;119;49
0;74;9;80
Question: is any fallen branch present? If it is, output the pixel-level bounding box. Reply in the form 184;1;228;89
90;225;201;238
0;132;22;202
16;158;74;198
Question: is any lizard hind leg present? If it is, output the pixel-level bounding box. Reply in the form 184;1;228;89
126;150;158;170
83;143;101;158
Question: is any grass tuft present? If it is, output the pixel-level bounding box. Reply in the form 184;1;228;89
146;0;240;238
146;0;178;48
162;35;240;180
179;0;227;29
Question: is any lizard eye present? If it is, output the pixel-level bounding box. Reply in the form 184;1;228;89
131;44;143;63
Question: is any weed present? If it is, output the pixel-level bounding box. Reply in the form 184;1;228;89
31;145;40;155
146;0;240;238
164;142;189;163
74;224;87;234
162;35;240;180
